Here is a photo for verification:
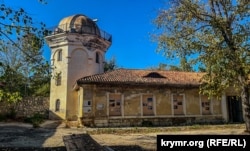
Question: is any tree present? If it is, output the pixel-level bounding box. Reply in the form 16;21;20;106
104;57;118;72
0;1;49;102
151;57;193;71
153;0;250;132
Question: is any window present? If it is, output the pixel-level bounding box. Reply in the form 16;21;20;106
173;94;184;115
83;100;92;113
96;52;99;63
143;95;154;116
83;89;93;114
109;94;121;116
57;50;62;61
143;72;166;78
110;100;115;107
55;73;62;86
201;96;211;115
55;99;60;112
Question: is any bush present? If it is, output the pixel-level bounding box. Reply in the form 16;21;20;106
6;108;17;119
0;114;7;122
24;113;45;128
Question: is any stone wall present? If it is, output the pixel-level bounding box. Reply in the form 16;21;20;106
91;116;225;127
0;97;49;118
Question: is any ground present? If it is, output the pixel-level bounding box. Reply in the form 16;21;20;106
0;121;248;151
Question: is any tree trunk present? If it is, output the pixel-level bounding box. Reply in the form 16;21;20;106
241;85;250;133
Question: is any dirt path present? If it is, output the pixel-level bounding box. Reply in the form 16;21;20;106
91;128;247;150
0;121;248;151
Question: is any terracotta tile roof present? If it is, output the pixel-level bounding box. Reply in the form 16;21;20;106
77;69;205;87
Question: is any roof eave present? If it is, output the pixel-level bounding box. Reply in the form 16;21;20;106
77;81;201;88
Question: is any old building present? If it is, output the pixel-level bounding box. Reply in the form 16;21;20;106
45;14;244;127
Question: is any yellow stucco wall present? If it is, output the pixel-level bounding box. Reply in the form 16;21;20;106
79;86;225;126
95;90;108;117
213;98;222;114
185;89;200;115
124;93;141;116
155;93;172;115
46;33;108;120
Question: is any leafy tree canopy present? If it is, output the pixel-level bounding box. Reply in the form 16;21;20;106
104;57;118;72
153;0;250;131
0;1;50;104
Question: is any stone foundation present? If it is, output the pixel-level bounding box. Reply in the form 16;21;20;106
83;116;224;127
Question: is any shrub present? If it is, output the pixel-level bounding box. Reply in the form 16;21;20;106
6;108;17;119
24;113;45;128
0;114;7;122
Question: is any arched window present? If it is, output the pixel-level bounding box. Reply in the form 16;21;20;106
96;52;99;63
57;50;62;61
55;99;60;112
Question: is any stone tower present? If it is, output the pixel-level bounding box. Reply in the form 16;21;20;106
45;14;112;120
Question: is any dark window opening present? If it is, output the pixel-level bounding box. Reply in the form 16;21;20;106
227;96;243;123
109;100;115;107
55;99;60;112
96;52;99;63
57;50;62;61
116;101;121;106
143;72;166;78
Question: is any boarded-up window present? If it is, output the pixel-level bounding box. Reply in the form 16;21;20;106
55;99;60;112
143;95;154;116
109;94;121;116
83;100;92;113
83;89;93;114
201;95;211;115
173;94;184;115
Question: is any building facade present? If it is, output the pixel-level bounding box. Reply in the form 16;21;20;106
45;14;244;127
45;14;112;120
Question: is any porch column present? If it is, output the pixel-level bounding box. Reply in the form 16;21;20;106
122;94;124;117
140;94;143;117
221;92;228;122
107;92;109;117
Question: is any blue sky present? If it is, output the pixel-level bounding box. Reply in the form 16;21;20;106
5;0;178;69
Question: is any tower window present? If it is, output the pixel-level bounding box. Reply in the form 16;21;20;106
57;50;62;61
96;52;99;63
55;99;60;112
55;73;62;86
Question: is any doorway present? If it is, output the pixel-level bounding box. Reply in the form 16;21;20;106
227;96;243;123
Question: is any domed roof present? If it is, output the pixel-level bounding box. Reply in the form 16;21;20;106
58;14;100;36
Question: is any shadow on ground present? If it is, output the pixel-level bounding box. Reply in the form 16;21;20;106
110;145;153;151
0;113;66;151
0;122;152;151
